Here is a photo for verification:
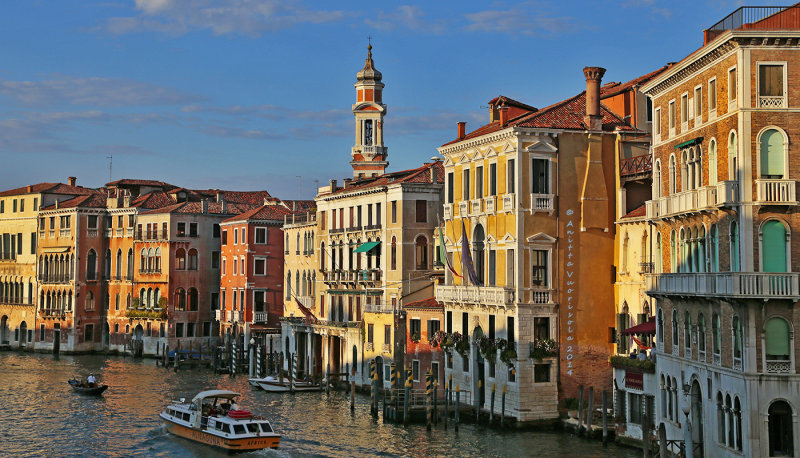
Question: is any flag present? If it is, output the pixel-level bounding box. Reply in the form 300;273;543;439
438;222;461;278
632;336;651;350
295;298;317;324
461;220;480;286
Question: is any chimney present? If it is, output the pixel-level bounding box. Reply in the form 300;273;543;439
583;66;607;131
216;191;222;203
221;200;227;214
343;178;353;189
430;166;436;182
329;179;337;191
26;185;32;193
292;201;297;211
68;176;76;187
457;122;466;140
499;106;509;126
201;199;208;214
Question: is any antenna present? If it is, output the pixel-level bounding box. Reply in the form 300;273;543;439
368;36;372;46
106;155;113;182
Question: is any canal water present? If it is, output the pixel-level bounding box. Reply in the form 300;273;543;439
0;352;639;457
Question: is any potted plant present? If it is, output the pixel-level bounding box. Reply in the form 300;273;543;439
478;336;499;365
453;332;470;358
530;338;558;361
429;330;446;347
499;339;517;367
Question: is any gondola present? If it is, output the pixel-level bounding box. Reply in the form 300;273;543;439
68;379;109;395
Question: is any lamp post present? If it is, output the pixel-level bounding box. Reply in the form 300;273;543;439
682;382;693;458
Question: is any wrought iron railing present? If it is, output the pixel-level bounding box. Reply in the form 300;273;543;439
620;154;652;177
705;6;797;42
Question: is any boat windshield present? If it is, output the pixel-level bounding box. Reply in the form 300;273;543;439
260;422;273;433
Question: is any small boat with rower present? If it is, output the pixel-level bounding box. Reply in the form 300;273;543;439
68;378;109;395
160;390;280;452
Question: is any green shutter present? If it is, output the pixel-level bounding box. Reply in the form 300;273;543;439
762;221;787;273
760;129;784;177
765;318;790;357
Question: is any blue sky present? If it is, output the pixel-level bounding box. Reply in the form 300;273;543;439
0;0;780;199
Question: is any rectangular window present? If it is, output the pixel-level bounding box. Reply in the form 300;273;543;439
462;312;469;335
410;318;421;340
233;228;238;244
232;291;237;310
19;199;24;212
221;258;226;275
534;317;550;340
384;325;391;345
447;172;454;204
339;208;344;228
213;223;220;238
367;204;373;226
320;211;326;230
202;322;211;337
489;163;497;196
654;108;661;136
84;324;94;343
531;159;549;194
728;67;737;101
507;159;515;194
531;249;549;287
177;222;186;237
0;201;3;213
391;201;397;223
488;315;495;340
415;200;426;223
412;360;420;382
534;364;551;383
488;250;496;286
222;230;227;245
629;393;642;425
49;217;55;230
694;86;702;121
211;251;220;269
60;215;71;228
507;316;515;346
187;323;195;338
30;233;36;254
254;291;265;312
40;324;45;341
349;207;354;228
463;169;471;200
254;257;266;276
17;233;22;255
12;199;17;212
680;93;688;125
357;206;362;226
760;64;784;96
255;227;267;244
368;323;374;343
646;97;652;122
475;165;484;199
708;78;717;112
240;258;245;276
211;292;219;310
446;311;453;334
189;222;198;237
427;319;440;340
668;100;675;130
175;323;184;338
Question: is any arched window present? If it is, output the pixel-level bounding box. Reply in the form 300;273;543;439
115;293;120;311
765;317;791;364
732;315;742;364
698;226;706;273
301;271;308;296
285;233;289;253
139;288;145;308
668;154;676;194
657;308;664;343
86;249;97;280
768;400;794;456
188;287;198;311
390;236;397;271
286;271;291;300
127;248;133;278
415;235;429;270
726;394;735;448
730;221;740;272
188;249;198;270
717;392;726;444
670;230;677;273
147;288;153;309
155;247;161;272
760;128;785;178
680;150;688;192
684;311;692;351
734;397;742;451
671;309;679;348
653;160;662;199
86;291;94;311
708;139;718;185
147;247;154;271
622;232;629;273
311;271;316;297
473;224;485;284
154;288;160;308
762;220;788;273
698;313;706;356
116;249;122;277
295;271;300;297
296;232;300;255
175;288;186;311
655;232;662;273
679;227;686;273
709;224;719;272
729;130;739;183
104;249;111;277
176;248;186;270
712;313;721;356
140;248;147;272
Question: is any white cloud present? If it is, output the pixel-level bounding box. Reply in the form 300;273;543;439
464;7;573;36
100;0;348;36
365;5;446;33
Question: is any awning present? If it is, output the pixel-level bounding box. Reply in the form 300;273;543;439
621;317;656;335
674;137;703;149
41;247;70;253
353;241;380;253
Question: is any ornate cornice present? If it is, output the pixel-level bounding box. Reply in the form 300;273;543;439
645;40;738;98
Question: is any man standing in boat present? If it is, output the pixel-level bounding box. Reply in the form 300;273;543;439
87;374;96;387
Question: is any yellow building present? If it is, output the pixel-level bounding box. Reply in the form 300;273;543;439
0;179;92;349
437;68;644;422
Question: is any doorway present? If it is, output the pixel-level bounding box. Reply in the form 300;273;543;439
691;380;704;452
768;400;794;457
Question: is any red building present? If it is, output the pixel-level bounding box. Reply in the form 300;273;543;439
404;297;445;395
219;203;290;341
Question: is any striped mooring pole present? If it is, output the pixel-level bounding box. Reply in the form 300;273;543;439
455;385;460;432
369;361;375;415
425;370;432;431
404;369;411;425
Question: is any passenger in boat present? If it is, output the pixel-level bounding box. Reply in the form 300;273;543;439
87;374;96;387
220;402;231;415
230;401;239;412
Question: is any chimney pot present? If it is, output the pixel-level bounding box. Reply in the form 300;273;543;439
499;106;509;126
457;122;466;140
26;185;32;193
67;176;76;187
330;179;337;191
583;66;607;131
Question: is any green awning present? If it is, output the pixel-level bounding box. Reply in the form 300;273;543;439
674;137;703;149
353;241;380;253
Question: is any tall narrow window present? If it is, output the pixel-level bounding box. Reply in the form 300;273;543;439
531;249;548;287
473;225;485;285
760;129;784;178
708;78;717;112
415;235;428;270
654;108;661;137
728;67;737;102
390;236;397;271
761;220;788;273
447;172;454;204
507;159;515;194
698;313;706;354
463;169;471;200
668;100;676;131
391;201;397;224
730;221;740;272
489;163;497;196
680;94;688;126
86;249;97;280
475;166;484;199
415;200;427;223
531;159;549;194
712;313;721;355
364;119;373;145
708;139;718;185
732;316;742;361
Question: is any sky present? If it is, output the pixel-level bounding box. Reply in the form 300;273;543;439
0;0;785;199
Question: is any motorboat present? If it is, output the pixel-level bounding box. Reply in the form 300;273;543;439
160;390;280;452
247;374;285;387
68;378;108;395
256;377;321;393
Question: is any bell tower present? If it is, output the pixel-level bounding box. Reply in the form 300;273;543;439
351;44;388;178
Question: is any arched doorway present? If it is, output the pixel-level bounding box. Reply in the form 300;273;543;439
473;326;485;407
691;380;704;451
19;321;27;348
0;315;8;345
768;400;794;456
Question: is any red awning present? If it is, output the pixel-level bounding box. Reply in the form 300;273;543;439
621;317;656;335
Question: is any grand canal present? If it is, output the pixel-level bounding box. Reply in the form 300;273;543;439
0;352;638;457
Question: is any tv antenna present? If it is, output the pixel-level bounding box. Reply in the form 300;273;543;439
106;155;113;182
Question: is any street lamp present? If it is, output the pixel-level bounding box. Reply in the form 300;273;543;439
682;382;693;458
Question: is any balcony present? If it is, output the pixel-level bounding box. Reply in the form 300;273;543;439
233;311;242;322
458;201;468;217
531;289;553;304
470;199;482;215
435;284;515;307
646;272;800;300
443;204;452;220
717;181;740;206
215;310;222;321
705;6;800;43
502;194;515;212
619;154;652;179
38;275;72;284
759;96;786;108
530;193;554;212
253;311;268;323
756;179;796;204
364;303;396;314
646;182;740;219
766;359;792;374
296;296;313;310
226;311;233;321
483;196;496;213
59;229;71;238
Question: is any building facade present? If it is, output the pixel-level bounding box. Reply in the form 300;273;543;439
642;6;800;456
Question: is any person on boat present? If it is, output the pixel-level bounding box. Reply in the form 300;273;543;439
230;401;240;412
87;374;96;387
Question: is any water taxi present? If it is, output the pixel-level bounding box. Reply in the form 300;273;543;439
160;390;280;452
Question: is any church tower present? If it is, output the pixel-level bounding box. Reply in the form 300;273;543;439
351;44;388;178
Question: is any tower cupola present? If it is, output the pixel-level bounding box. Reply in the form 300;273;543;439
351;43;388;178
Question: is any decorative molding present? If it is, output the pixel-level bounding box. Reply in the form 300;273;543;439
526;232;557;243
525;139;558;154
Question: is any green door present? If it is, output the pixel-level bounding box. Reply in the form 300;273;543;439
760;129;784;178
762;221;787;272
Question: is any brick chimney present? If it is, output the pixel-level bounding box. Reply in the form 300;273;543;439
583;67;607;131
201;199;208;214
67;176;76;186
26;185;32;193
499;106;509;126
329;179;337;191
457;122;466;140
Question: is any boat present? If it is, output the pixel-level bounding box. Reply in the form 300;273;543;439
247;374;285;387
68;379;109;395
256;377;321;393
160;390;280;452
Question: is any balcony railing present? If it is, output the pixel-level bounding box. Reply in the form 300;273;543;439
364;303;396;313
756;179;796;204
443;204;452;220
470;199;482;215
458;201;468;216
647;272;800;299
0;253;16;261
766;359;792;374
253;311;268;323
226;311;233;322
619;154;652;177
502;194;515;212
0;299;34;306
215;310;222;321
717;180;739;206
647;182;740;219
59;229;71;238
436;284;515;307
759;95;787;108
483;196;496;213
531;289;553;304
38;275;73;284
706;6;800;44
87;229;98;238
530;193;554;212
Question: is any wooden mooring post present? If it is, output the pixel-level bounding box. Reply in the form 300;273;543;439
577;385;584;431
586;386;594;434
454;385;460;432
426;370;432;431
602;390;608;446
350;365;356;411
501;385;506;428
403;370;411;425
490;383;495;425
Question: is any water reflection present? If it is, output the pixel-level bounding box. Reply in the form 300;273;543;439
0;352;636;457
